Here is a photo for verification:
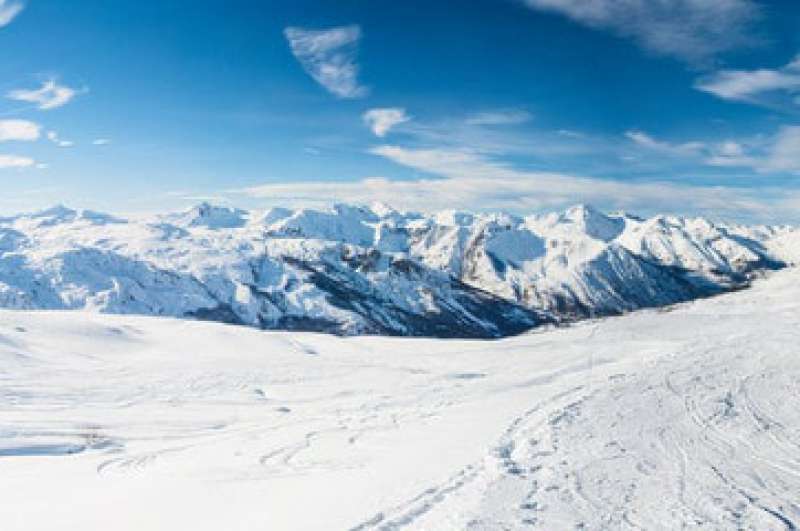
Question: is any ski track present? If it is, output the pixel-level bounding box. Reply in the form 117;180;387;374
422;337;800;530
2;270;800;529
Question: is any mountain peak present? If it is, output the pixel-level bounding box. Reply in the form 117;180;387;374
564;203;601;218
175;203;248;229
32;204;77;219
562;204;624;242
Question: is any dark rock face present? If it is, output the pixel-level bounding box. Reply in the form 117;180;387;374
255;252;548;338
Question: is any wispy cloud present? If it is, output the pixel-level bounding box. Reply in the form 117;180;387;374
0;154;35;169
234;101;800;221
522;0;759;63
0;0;23;27
707;126;800;174
284;25;367;99
399;111;598;160
46;130;74;148
236;144;795;222
625;130;705;157
704;140;756;168
363;108;410;137
695;54;800;108
7;79;80;110
92;138;111;146
0;119;40;142
557;129;584;138
764;126;800;173
625;126;800;175
465;109;532;126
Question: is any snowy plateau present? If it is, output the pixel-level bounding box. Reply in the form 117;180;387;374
1;203;800;529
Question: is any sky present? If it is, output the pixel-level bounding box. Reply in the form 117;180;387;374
0;0;800;222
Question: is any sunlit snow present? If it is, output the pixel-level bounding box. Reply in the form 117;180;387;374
1;269;800;529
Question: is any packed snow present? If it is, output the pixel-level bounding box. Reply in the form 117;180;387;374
0;202;797;337
2;267;800;529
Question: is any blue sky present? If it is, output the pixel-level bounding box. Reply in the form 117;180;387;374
0;0;799;221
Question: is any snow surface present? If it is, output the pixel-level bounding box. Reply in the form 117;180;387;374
2;268;800;529
0;202;798;338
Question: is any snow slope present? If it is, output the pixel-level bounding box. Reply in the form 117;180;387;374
0;202;796;338
1;268;800;529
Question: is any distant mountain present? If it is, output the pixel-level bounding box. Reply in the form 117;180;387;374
0;202;796;338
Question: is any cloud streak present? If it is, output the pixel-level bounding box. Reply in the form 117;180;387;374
695;54;800;108
0;154;35;169
706;126;800;174
0;0;23;27
522;0;759;63
7;79;79;110
625;126;800;175
46;130;74;148
625;130;705;157
465;110;532;126
284;25;367;99
0;119;40;142
363;108;410;137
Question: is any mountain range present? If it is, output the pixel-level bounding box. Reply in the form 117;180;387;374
0;202;797;338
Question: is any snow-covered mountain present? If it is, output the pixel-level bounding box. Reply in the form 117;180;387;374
0;202;796;337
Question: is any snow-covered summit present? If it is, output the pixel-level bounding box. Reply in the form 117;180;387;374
166;202;248;229
0;202;796;337
5;205;127;229
559;204;625;241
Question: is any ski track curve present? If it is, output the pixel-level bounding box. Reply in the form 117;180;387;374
402;332;800;529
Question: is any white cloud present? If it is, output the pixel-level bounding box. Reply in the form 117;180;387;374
92;138;111;146
236;144;789;221
7;79;79;110
620;126;800;176
760;126;800;173
523;0;759;62
284;25;367;99
719;141;746;157
705;140;758;168
0;119;40;142
622;126;800;175
0;0;23;27
695;54;800;107
557;129;584;138
46;131;74;148
399;112;596;159
465;110;532;126
705;126;800;174
0;154;35;169
362;108;410;137
625;130;705;156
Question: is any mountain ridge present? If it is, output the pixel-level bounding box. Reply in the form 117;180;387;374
0;202;796;337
